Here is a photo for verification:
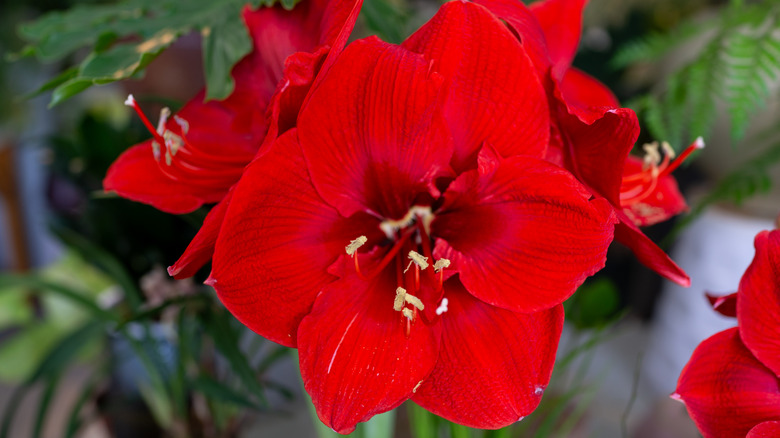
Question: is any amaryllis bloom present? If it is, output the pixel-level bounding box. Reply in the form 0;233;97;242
619;139;702;227
468;0;693;286
103;0;361;278
209;2;618;432
675;230;780;437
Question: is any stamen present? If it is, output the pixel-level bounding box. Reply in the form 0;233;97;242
124;94;166;146
642;142;661;169
660;141;676;159
402;308;414;320
394;287;407;312
346;236;367;256
173;115;190;135
404;293;424;311
433;259;450;272
157;107;171;135
405;250;429;273
435;297;449;315
658;137;705;179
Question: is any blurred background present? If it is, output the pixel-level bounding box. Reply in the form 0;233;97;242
1;0;778;436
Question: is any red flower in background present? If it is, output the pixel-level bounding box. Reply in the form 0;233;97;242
675;230;780;438
471;0;693;286
209;2;617;432
103;0;362;278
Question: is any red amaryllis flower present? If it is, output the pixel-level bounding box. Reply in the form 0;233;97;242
103;0;362;278
468;0;692;286
675;230;780;437
209;6;617;431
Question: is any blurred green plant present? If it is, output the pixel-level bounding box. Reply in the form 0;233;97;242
615;0;780;146
12;0;299;107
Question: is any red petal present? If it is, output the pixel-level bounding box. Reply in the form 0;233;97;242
103;143;225;214
558;67;619;123
403;1;549;172
556;108;639;207
254;0;364;137
675;328;780;438
209;130;383;347
749;421;780;438
614;215;690;287
298;260;441;434
298;37;452;220
468;0;550;73
432;147;617;312
412;280;563;428
529;0;587;80
705;292;738;318
738;230;780;377
167;192;231;279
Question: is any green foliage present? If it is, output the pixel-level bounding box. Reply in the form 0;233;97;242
15;0;298;106
564;278;622;330
617;1;780;147
674;133;780;235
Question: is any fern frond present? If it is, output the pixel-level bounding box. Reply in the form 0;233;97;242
674;134;780;234
722;10;780;141
611;18;717;69
619;1;780;148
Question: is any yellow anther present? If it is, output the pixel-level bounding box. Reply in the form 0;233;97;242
642;142;661;169
402;308;414;320
394;287;407;311
404;293;424;311
433;258;450;272
660;141;675;159
404;250;428;273
345;236;367;256
174;115;190;135
157;107;171;136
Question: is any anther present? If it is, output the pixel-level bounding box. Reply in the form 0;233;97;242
346;236;367;256
394;287;407;312
402;308;415;320
433;258;450;272
435;298;449;315
642;142;661;169
660;141;675;159
404;250;428;273
157;107;171;135
404;293;424;311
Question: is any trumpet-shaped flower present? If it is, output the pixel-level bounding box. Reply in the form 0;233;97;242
103;0;362;278
209;4;617;431
675;230;780;437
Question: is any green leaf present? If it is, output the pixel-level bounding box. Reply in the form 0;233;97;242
65;367;107;438
26;321;104;384
49;225;141;308
203;311;268;406
17;0;303;105
0;275;117;323
361;0;409;44
409;403;438;438
201;21;251;100
33;373;62;438
564;278;622;329
190;375;261;409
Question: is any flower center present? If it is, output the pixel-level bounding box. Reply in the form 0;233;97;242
620;137;704;206
345;206;449;336
124;94;253;190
